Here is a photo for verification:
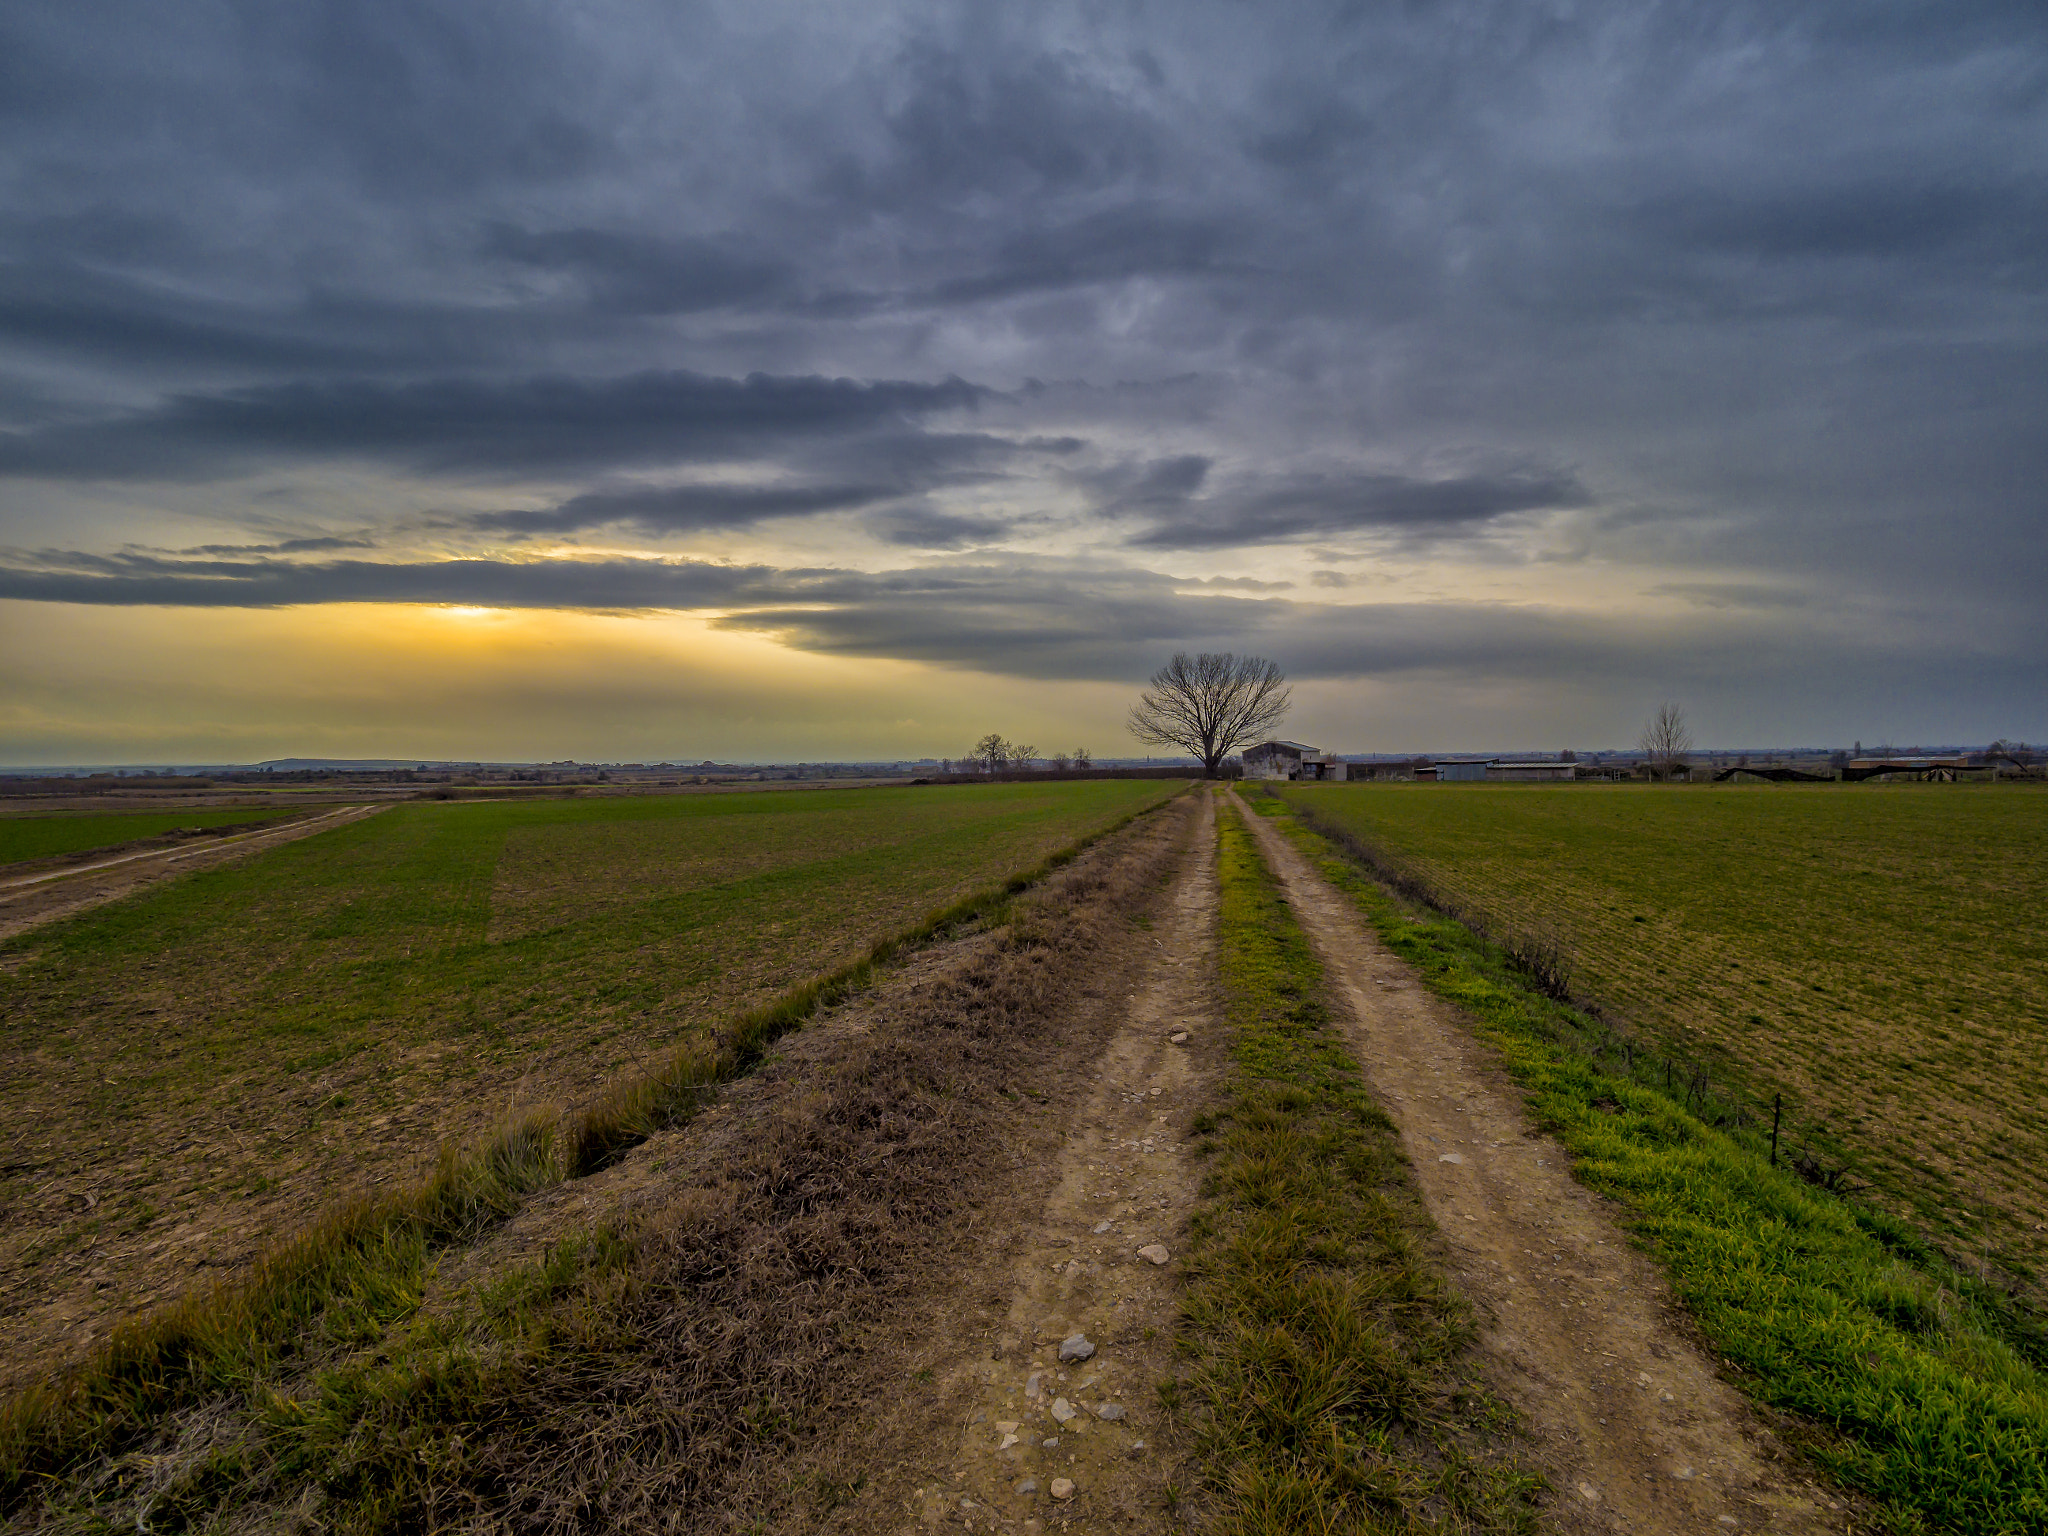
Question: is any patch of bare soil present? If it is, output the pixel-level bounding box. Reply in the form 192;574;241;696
865;785;1223;1536
0;804;384;945
216;787;1217;1534
1237;797;1850;1536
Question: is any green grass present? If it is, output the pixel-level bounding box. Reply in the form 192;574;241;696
1271;781;2048;1293
0;782;1179;1417
0;804;303;864
0;783;1183;1521
1250;787;2048;1536
0;781;1175;1400
1177;794;1538;1534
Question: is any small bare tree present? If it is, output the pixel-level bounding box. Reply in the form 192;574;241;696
971;733;1011;774
1050;750;1073;771
1128;652;1292;777
1008;743;1038;770
1639;703;1694;781
1072;746;1093;769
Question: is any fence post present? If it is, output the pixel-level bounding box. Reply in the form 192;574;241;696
1770;1093;1782;1168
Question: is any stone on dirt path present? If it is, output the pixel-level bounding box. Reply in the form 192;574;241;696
1050;1477;1075;1500
1137;1243;1170;1265
1058;1333;1095;1361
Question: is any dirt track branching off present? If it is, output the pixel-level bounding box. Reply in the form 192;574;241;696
1253;788;2048;1535
1273;781;2048;1298
0;788;1192;1531
1178;796;1541;1533
0;780;1174;1397
0;806;308;869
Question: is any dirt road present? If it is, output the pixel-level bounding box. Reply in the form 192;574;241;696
891;785;1223;1533
0;803;384;942
1236;794;1847;1535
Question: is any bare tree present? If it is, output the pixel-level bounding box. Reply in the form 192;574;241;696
1050;750;1073;771
971;733;1011;774
1638;703;1694;781
1008;743;1038;770
1128;652;1292;777
1072;746;1093;769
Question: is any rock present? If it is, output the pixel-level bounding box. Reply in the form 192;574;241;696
1025;1372;1043;1398
1058;1333;1096;1362
1169;1031;1189;1044
998;1433;1019;1450
1041;1437;1060;1448
1094;1403;1125;1421
1014;1477;1038;1496
996;1420;1019;1435
1576;1481;1601;1504
1674;1467;1695;1481
1137;1243;1170;1265
1051;1397;1076;1423
1092;1220;1113;1234
1050;1478;1075;1501
1437;1152;1465;1164
1659;1390;1675;1403
1636;1371;1652;1387
1716;1519;1739;1530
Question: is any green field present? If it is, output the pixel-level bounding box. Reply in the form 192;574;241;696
0;779;1176;1387
1273;781;2048;1292
0;805;304;866
1252;789;2048;1535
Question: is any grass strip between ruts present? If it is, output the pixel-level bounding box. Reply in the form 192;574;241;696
1245;788;2048;1536
0;784;1185;1514
1175;792;1540;1534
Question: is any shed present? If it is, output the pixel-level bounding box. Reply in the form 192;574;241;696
1486;761;1576;781
1433;760;1492;782
1243;740;1320;780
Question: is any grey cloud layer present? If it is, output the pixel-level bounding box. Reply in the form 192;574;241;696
1;0;2044;729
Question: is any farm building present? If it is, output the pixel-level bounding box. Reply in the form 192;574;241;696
1844;755;1990;783
1430;759;1577;782
1243;741;1350;780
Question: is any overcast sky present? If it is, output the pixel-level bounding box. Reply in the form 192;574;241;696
2;0;2043;762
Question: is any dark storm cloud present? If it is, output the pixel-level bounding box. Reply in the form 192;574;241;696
3;544;2039;735
0;551;768;612
926;208;1239;305
1;0;2045;735
0;370;989;480
464;481;904;538
481;225;795;316
1124;467;1590;548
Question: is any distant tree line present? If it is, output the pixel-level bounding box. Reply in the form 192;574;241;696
944;736;1092;775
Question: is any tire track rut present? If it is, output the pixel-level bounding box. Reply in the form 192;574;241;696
1237;793;1848;1536
898;787;1222;1534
